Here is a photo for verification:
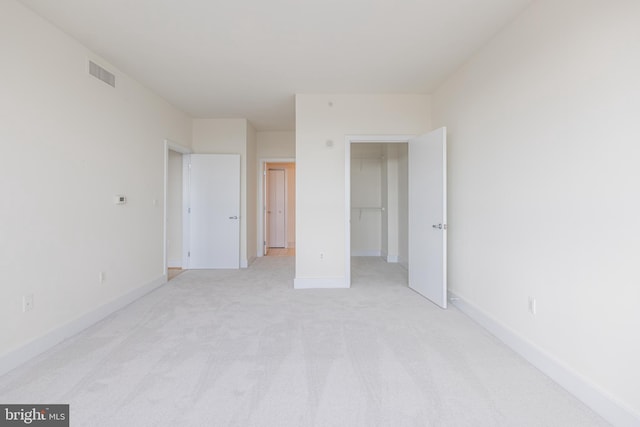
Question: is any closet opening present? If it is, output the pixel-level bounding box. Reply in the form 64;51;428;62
350;142;409;285
260;160;296;258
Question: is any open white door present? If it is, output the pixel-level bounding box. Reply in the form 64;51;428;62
187;154;240;269
408;128;447;308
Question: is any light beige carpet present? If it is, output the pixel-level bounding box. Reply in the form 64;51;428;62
0;257;609;426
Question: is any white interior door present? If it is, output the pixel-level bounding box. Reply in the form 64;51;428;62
188;154;240;269
268;169;286;248
408;127;447;308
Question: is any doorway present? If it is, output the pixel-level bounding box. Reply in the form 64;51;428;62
260;160;295;257
350;142;408;263
345;130;448;308
163;139;191;280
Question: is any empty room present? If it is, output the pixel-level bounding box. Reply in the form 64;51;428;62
1;0;638;426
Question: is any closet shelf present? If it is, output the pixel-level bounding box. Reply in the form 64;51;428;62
351;206;385;220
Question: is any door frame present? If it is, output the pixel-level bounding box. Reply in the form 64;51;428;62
258;158;295;257
344;135;415;287
163;139;191;279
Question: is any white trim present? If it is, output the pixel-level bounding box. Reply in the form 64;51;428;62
345;135;415;288
294;277;348;289
0;276;166;377
351;250;382;257
449;291;640;427
165;139;192;155
163;139;191;276
258;158;295;257
386;255;399;263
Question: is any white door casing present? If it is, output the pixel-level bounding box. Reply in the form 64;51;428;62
263;163;268;255
408;127;447;308
187;154;240;269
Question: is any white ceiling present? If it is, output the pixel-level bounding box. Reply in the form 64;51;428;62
19;0;532;130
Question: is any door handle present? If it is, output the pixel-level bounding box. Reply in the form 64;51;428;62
229;216;238;219
432;224;447;230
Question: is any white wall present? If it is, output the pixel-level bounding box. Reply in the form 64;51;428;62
285;165;296;248
257;131;295;158
381;147;389;258
246;122;257;264
0;0;191;363
397;144;409;269
167;150;183;267
433;0;640;423
295;94;430;287
385;144;403;263
191;119;255;267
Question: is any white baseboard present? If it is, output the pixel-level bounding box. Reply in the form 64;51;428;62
386;255;399;263
294;276;348;289
0;275;167;377
351;250;382;257
449;291;640;427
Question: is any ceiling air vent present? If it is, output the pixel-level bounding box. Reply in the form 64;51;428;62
89;61;115;87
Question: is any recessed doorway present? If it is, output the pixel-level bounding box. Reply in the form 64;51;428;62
260;160;296;257
345;130;448;308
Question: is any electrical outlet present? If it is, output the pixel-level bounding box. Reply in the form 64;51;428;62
528;297;537;316
99;272;105;284
320;252;324;261
23;294;34;312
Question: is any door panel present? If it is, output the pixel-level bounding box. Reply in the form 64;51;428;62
408;128;447;308
268;169;286;248
188;154;240;269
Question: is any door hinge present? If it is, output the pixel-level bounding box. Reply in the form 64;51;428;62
188;207;191;214
187;251;190;257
